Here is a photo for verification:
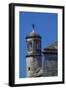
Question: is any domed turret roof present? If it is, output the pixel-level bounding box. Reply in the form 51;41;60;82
26;30;41;39
26;24;41;39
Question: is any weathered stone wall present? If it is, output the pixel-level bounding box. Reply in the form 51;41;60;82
43;54;58;76
26;56;42;77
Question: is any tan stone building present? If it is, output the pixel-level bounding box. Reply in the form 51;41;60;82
26;25;58;77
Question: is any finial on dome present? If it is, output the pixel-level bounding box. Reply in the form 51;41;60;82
32;24;35;29
32;24;35;32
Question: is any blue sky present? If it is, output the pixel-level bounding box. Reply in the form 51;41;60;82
19;12;58;78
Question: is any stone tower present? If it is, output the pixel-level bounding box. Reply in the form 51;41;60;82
26;24;42;77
